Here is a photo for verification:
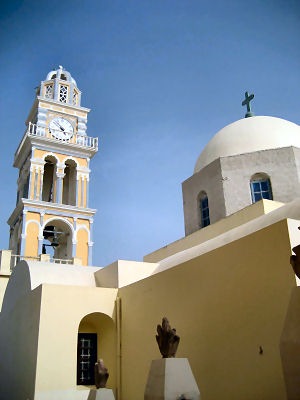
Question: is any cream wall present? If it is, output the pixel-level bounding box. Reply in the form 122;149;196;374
0;216;298;399
0;275;9;309
0;262;118;400
145;199;284;263
119;220;296;400
0;285;42;400
34;284;118;397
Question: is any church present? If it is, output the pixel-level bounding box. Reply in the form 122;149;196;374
0;67;299;400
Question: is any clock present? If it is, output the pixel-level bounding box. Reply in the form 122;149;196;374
49;117;74;140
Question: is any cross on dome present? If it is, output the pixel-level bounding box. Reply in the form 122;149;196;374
242;91;255;118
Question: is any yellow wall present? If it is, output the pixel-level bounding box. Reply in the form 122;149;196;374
34;285;118;394
145;199;284;263
25;216;40;258
22;210;90;263
76;229;89;265
119;220;295;400
33;149;88;168
0;284;42;400
0;275;9;311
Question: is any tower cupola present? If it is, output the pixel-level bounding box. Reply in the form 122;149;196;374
39;65;81;107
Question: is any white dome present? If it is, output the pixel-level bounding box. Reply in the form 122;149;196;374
194;116;300;173
45;66;77;86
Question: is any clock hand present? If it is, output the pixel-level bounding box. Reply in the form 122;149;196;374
53;121;65;131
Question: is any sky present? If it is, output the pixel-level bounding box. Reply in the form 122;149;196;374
0;0;299;267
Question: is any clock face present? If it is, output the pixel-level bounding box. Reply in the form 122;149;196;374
49;117;74;140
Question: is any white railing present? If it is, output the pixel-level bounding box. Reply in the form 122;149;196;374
26;122;98;150
49;258;73;265
0;250;81;273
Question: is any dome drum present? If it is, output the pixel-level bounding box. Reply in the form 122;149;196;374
183;115;300;236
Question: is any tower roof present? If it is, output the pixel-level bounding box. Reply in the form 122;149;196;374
45;65;77;86
194;116;300;173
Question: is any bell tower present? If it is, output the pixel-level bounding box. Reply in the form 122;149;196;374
8;66;98;265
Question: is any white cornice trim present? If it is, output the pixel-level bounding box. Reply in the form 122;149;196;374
36;96;90;113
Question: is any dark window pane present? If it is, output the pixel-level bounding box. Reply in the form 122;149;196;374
260;181;269;191
252;182;260;191
199;194;210;228
254;192;262;201
201;197;208;208
251;178;272;203
203;209;209;218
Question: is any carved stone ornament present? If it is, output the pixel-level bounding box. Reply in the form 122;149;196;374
156;317;180;358
95;359;109;389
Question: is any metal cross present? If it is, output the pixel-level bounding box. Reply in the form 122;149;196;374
242;91;255;118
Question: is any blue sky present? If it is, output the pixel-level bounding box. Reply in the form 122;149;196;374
0;0;299;266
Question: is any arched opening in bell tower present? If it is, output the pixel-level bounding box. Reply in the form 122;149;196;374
62;159;77;206
42;219;73;261
42;156;57;202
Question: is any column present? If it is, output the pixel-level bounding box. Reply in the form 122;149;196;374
20;210;27;256
75;174;79;206
88;242;94;266
39;170;44;200
38;212;45;255
80;176;84;208
56;172;65;203
85;176;89;208
88;218;94;265
33;170;38;200
72;218;77;257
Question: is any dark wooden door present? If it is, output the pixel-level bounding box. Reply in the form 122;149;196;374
77;333;97;385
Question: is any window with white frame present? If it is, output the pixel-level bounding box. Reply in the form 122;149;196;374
44;84;53;99
199;191;210;228
59;84;68;103
250;173;273;203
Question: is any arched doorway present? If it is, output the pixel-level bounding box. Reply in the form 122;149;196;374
77;313;116;387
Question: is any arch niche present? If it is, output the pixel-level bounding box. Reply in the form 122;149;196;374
77;313;116;388
42;218;73;260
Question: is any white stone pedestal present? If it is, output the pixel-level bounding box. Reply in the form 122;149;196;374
89;388;115;400
35;387;115;400
280;286;300;400
144;358;200;400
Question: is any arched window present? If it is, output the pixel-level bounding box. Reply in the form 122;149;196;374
42;156;57;202
62;159;77;205
22;174;30;199
250;173;273;203
199;191;210;228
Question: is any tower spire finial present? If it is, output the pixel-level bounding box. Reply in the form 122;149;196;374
242;91;255;118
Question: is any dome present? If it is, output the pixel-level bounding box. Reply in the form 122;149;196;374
45;65;77;86
194;116;300;173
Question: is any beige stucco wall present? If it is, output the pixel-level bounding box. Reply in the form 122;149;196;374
0;261;118;400
119;220;296;400
0;275;9;309
145;199;284;263
34;284;118;396
0;213;299;399
0;284;42;400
